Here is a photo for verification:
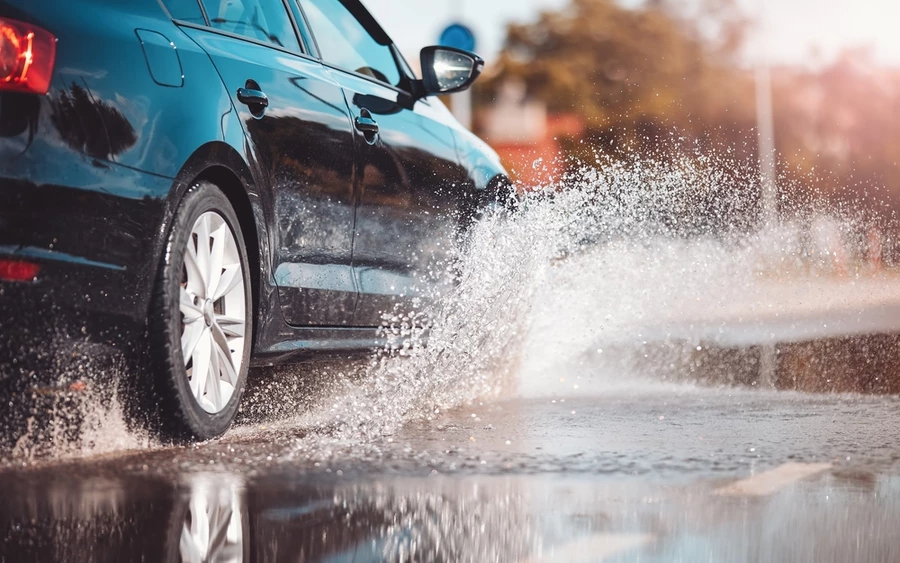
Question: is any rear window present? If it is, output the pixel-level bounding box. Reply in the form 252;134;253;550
161;0;206;24
199;0;302;52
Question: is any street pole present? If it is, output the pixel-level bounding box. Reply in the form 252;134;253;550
449;0;462;18
756;64;777;225
454;89;473;130
441;2;474;130
755;0;777;225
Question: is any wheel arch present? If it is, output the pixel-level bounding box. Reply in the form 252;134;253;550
160;141;271;353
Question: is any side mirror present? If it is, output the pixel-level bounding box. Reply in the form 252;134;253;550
419;46;484;97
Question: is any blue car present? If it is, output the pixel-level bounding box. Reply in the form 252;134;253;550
0;0;510;440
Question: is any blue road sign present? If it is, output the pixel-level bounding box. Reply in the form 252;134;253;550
439;23;476;53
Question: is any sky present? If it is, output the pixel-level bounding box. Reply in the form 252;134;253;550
363;0;900;68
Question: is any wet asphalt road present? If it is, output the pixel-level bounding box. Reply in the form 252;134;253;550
4;372;900;562
6;271;900;562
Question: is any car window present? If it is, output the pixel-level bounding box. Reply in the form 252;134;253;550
299;0;401;86
161;0;207;24
200;0;302;52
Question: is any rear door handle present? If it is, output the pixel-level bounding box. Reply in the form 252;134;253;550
354;109;379;134
237;87;269;108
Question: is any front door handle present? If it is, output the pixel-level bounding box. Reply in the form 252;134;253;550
237;87;269;108
354;108;379;135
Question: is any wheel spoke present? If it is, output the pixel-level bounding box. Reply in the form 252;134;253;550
216;315;245;338
207;339;223;412
195;214;212;293
190;333;211;402
184;242;206;299
218;380;236;409
212;264;241;301
207;223;228;299
180;287;203;323
227;338;244;360
211;323;239;386
181;321;204;364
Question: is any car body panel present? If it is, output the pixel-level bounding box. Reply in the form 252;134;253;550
179;25;360;328
323;68;472;326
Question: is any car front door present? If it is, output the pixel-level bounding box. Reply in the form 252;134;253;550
298;0;471;327
182;0;358;327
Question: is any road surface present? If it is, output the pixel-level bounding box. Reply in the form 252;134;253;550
4;253;900;562
3;383;900;562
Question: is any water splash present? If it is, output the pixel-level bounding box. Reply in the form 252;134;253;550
5;345;154;463
9;152;900;462
241;158;747;447
257;152;900;453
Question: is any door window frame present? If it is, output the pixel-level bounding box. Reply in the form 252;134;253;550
159;0;316;60
293;0;418;97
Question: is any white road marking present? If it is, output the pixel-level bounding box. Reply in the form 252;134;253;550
520;533;653;563
715;462;832;497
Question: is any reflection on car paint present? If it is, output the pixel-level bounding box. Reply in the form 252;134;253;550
49;82;137;160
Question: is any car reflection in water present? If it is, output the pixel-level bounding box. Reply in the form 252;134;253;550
4;455;900;562
0;472;245;562
0;468;537;563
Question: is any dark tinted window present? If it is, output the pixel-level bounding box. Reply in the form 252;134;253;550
161;0;206;24
300;0;400;86
200;0;302;51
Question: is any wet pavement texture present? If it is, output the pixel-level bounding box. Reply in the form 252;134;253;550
4;376;900;562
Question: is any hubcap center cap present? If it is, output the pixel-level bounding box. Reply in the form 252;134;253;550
203;300;215;327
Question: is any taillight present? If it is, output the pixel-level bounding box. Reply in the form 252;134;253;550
0;259;40;282
0;18;55;95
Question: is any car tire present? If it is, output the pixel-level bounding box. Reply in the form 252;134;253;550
148;181;253;441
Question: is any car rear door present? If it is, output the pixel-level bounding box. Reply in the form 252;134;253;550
179;0;359;326
298;0;471;327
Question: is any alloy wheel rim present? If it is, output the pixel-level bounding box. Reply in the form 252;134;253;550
179;211;246;414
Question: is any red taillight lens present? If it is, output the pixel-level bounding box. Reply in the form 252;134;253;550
0;18;55;95
0;260;40;281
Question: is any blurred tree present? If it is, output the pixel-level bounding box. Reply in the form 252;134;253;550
477;0;900;239
772;50;900;219
477;0;756;166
